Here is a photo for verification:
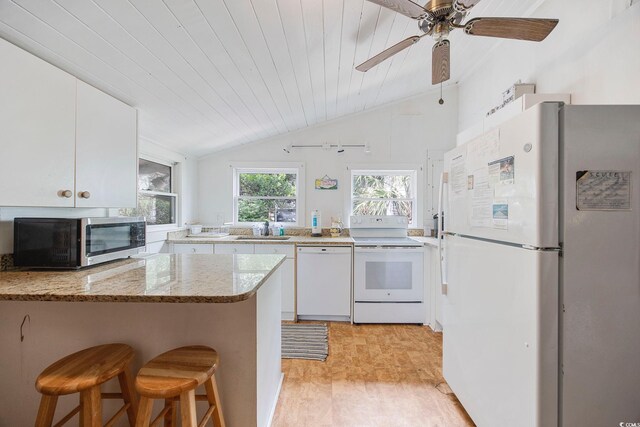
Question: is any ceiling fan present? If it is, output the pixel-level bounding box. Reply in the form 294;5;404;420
355;0;559;85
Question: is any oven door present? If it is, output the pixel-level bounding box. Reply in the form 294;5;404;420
354;246;424;302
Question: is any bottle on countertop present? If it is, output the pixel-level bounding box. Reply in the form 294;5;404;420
263;221;270;236
311;210;322;237
433;214;439;238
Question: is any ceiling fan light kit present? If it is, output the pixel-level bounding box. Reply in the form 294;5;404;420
357;0;559;88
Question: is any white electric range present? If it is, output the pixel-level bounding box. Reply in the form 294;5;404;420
350;215;425;324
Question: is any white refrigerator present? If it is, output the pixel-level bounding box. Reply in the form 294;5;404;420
440;103;640;426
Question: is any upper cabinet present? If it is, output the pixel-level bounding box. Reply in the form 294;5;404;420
0;38;77;207
0;38;137;208
75;81;137;208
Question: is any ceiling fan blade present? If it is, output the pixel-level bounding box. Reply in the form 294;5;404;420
453;0;483;12
365;0;428;19
464;17;559;42
356;35;422;72
432;39;450;85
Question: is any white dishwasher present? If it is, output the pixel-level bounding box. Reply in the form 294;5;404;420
296;246;352;322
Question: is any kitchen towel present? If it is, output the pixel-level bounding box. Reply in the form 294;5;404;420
281;323;328;361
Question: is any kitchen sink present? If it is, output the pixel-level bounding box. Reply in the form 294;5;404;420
235;236;291;241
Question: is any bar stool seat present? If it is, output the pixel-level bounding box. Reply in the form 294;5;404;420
135;345;225;427
35;343;138;427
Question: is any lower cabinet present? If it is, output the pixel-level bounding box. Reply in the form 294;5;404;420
170;242;296;321
170;243;214;254
425;245;443;331
254;244;296;321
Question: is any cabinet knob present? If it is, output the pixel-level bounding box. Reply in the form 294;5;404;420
233;248;237;253
191;248;196;253
78;191;91;199
59;190;73;198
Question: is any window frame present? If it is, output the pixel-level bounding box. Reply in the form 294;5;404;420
232;163;305;227
127;157;178;230
348;166;422;227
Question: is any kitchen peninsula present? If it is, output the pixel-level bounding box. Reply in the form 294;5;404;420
0;253;285;427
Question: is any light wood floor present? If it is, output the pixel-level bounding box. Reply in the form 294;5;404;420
272;322;475;427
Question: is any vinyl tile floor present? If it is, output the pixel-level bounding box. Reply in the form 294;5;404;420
272;322;475;427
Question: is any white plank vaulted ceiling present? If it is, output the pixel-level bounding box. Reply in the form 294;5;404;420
0;0;543;156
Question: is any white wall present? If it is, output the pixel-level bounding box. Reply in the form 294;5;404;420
458;0;640;131
198;86;458;228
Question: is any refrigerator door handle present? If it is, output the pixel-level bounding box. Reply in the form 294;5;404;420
438;172;448;295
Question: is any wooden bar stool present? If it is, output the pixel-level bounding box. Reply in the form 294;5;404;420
135;345;225;427
35;343;138;427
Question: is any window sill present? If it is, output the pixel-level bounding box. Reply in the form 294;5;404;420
146;224;183;233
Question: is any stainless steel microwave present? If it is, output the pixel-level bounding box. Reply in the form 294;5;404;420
13;217;146;269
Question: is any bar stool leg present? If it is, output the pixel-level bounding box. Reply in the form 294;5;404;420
205;376;226;427
35;394;58;427
118;366;139;425
80;385;102;427
135;396;153;427
180;390;197;427
164;399;177;427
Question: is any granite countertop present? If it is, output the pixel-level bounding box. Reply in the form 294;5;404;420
167;235;355;245
0;253;286;303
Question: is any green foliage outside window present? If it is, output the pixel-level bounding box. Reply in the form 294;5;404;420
237;173;297;223
352;173;414;223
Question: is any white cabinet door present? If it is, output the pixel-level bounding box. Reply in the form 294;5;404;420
215;244;255;254
0;38;76;207
253;244;295;257
433;249;443;327
171;244;214;254
424;245;443;330
75;81;137;208
279;258;295;320
255;245;296;320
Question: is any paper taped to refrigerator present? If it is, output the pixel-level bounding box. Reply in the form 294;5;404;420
488;156;515;185
470;168;493;228
450;153;467;199
492;201;509;229
467;129;500;160
576;171;631;210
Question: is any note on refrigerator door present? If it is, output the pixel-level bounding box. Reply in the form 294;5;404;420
450;153;467;199
488;156;515;185
576;170;632;210
467;128;500;162
470;168;493;228
492;201;509;229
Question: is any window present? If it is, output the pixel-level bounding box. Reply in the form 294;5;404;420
120;158;177;226
351;169;418;225
233;167;302;225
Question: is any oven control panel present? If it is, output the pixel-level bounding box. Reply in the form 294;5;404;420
350;215;408;228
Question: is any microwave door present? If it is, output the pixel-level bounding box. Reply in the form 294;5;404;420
85;223;142;256
82;219;145;266
13;218;81;268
